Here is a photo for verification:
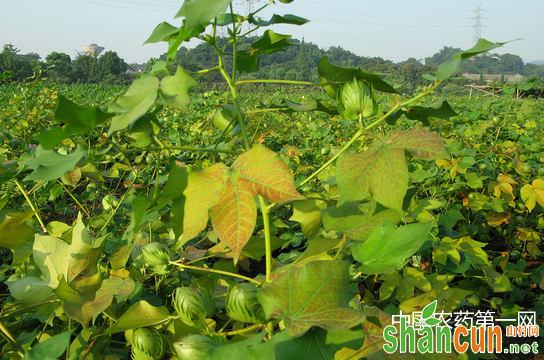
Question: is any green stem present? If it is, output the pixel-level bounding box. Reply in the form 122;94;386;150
235;79;320;87
258;196;272;283
122;146;242;155
60;181;90;218
169;261;262;286
220;67;251;150
14;180;47;234
80;317;108;360
297;128;363;189
217;323;262;336
333;234;348;260
95;173;137;238
0;319;23;353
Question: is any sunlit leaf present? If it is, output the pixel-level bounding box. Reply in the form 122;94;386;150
352;221;433;274
434;39;507;80
318;57;398;97
249;14;309;26
183;145;304;263
104;300;171;334
176;0;233;28
257;260;366;336
321;201;401;241
24;145;86;182
35;95;114;150
520;179;544;212
336;128;448;213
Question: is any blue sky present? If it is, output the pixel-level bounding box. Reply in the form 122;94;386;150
1;0;543;65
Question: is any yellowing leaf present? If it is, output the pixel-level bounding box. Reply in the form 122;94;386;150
183;145;304;263
521;179;544;212
336;128;448;213
257;260;366;336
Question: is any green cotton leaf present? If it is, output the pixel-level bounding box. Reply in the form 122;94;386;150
9;213;104;309
290;195;328;239
24;145;86;182
261;99;338;116
404;101;458;126
520;179;544;213
0;212;37;258
160;66;199;109
214;105;238;132
257;260;366;336
437;208;465;230
249;14;309;26
108;67;197;135
108;76;160;135
321;202;401;241
399;279;472;315
384;109;406;125
204;333;267;360
127;114;160;147
104;300;170;334
182;145;304;263
23;329;75;360
317;57;398;97
124;195;149;244
246;325;366;360
35;96;114;150
165;22;195;62
176;0;232;29
216;13;245;26
236;30;294;73
144;22;180;44
353;221;434;274
336;127;449;213
380;267;431;302
434;39;507;80
483;266;513;292
293;237;342;265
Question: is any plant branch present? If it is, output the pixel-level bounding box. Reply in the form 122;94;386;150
169;261;262;286
217;323;262;336
259;196;272;283
235;79;320;87
122;146;242;155
14;180;47;234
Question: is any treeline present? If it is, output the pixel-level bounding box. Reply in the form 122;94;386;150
3;38;544;94
0;44;131;84
155;37;544;93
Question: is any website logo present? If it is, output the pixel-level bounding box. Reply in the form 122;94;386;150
382;300;540;355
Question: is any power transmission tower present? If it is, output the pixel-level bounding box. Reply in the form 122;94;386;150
472;4;485;45
237;0;261;33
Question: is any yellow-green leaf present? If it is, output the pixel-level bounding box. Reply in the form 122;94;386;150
182;145;304;263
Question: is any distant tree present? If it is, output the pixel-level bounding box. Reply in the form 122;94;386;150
425;46;462;67
523;63;544;78
476;73;486;85
500;74;505;84
72;52;98;82
0;44;35;81
97;51;126;78
296;39;311;81
45;51;72;76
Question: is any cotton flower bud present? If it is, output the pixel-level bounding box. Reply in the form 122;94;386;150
172;287;209;327
141;242;172;275
172;334;216;360
338;77;379;121
131;328;164;360
226;283;266;324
